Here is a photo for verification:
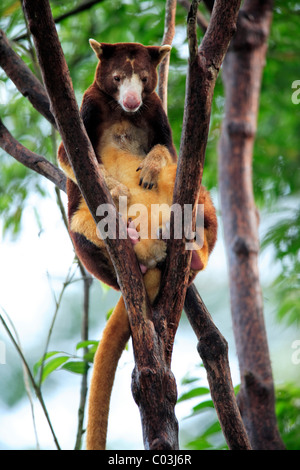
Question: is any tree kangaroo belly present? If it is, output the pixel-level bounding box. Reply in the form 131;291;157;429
98;120;176;239
100;145;176;241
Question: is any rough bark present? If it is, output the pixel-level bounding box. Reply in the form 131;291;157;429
218;0;285;449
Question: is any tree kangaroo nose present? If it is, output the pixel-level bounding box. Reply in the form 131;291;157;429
123;92;141;111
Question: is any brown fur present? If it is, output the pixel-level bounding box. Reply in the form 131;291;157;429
57;41;218;450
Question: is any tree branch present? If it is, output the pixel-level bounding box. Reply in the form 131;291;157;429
158;0;177;113
13;0;106;42
187;0;200;63
0;309;61;450
0;30;56;128
75;263;93;450
184;284;251;449
0;30;69;191
0;118;66;191
178;0;208;33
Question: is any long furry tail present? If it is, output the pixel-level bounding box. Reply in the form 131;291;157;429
86;296;130;450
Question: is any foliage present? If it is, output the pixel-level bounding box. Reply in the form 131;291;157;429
178;369;228;450
33;340;98;383
261;205;300;325
254;0;300;326
276;383;300;450
179;370;300;450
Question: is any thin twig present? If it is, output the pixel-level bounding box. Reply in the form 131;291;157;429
14;0;106;42
74;262;93;450
178;0;209;33
1;307;40;449
158;0;177;113
0;309;61;450
39;265;77;388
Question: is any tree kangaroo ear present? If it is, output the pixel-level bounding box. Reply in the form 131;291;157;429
158;44;172;63
147;44;172;66
89;39;103;59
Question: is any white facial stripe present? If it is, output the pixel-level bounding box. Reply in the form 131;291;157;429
119;74;143;112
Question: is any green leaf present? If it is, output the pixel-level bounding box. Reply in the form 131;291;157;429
76;340;98;350
202;421;222;438
106;308;114;321
61;361;89;375
181;376;200;386
178;387;210;403
100;282;110;294
184;437;213;450
33;351;62;377
39;356;71;383
76;340;99;363
190;399;215;416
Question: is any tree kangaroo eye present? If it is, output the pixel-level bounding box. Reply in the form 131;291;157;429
114;75;121;82
141;77;148;83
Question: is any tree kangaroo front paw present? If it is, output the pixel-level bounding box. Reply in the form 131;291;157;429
110;183;131;208
136;144;173;189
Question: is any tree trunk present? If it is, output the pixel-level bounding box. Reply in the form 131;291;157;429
218;0;285;449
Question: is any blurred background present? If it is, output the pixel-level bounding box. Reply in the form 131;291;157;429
0;0;299;450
